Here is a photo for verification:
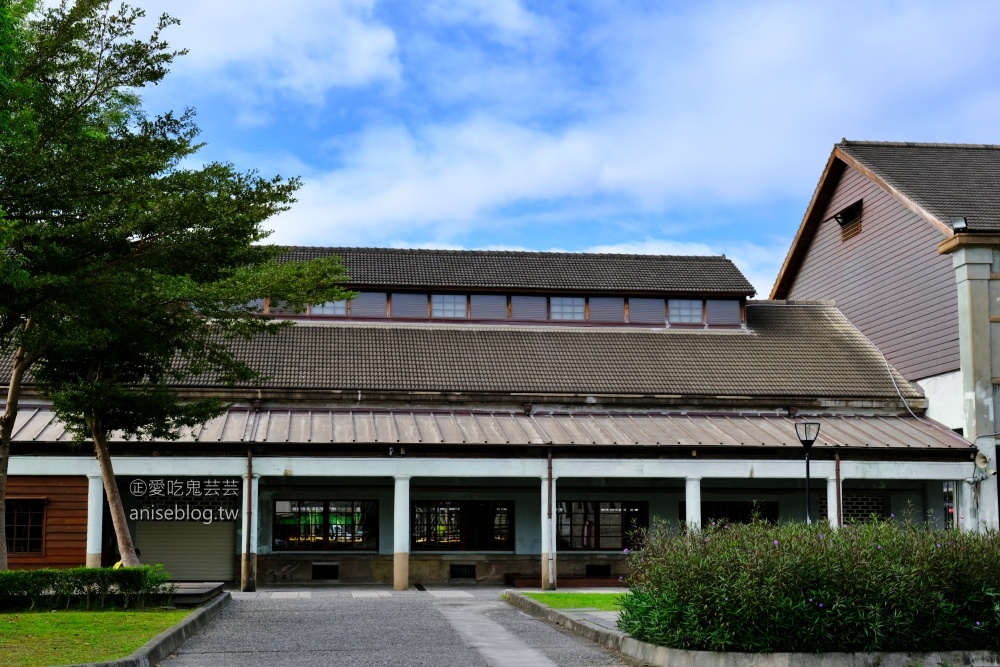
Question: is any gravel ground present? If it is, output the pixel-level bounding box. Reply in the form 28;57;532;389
158;587;644;667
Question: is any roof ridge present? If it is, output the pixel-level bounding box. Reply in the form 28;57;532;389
279;246;729;261
840;139;1000;150
749;300;838;306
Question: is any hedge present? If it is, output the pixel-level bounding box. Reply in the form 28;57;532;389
0;566;173;610
618;519;1000;653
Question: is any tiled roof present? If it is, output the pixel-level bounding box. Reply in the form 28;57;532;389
838;141;1000;232
171;302;917;399
277;247;756;295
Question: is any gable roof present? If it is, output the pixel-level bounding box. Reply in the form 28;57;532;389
771;140;1000;299
838;141;1000;233
170;302;918;401
279;247;756;296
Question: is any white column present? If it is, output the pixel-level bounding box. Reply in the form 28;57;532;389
240;473;260;554
540;475;557;590
240;473;260;593
826;477;840;527
972;436;1000;531
393;475;410;591
85;474;104;568
952;247;999;530
685;477;702;529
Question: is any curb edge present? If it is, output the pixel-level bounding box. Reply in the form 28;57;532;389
64;591;232;667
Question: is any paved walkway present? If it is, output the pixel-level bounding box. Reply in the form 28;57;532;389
159;586;643;667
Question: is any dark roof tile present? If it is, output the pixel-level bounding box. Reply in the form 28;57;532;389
278;247;756;295
176;303;918;399
838;140;1000;232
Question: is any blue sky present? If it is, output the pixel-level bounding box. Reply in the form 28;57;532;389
133;0;1000;296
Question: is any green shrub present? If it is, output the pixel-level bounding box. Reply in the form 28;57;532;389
0;566;173;610
618;519;1000;653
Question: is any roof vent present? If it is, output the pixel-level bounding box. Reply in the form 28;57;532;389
951;216;969;232
833;200;863;241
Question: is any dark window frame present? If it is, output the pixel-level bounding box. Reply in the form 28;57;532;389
550;296;586;321
833;199;863;241
5;498;45;555
431;293;469;319
556;500;647;551
668;299;705;325
272;499;379;552
411;500;514;552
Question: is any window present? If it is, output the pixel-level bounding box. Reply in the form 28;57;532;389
511;296;546;320
668;299;703;324
470;294;507;320
432;294;467;319
412;500;513;551
350;292;388;318
706;300;741;325
392;293;429;318
588;297;625;322
245;298;266;313
943;482;955;530
550;297;585;320
5;499;44;554
681;500;779;525
842;494;888;524
268;300;299;316
628;298;665;324
556;501;647;551
312;300;347;316
272;500;378;551
834;199;863;241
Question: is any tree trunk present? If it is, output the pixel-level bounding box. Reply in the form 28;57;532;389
0;426;9;572
90;417;140;567
0;342;39;571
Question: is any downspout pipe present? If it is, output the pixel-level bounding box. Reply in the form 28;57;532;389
241;400;262;592
547;448;555;590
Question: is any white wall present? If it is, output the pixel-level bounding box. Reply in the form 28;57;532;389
917;370;964;431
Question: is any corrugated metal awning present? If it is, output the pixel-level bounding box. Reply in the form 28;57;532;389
8;406;973;450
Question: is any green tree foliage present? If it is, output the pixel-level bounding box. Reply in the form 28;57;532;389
0;0;354;568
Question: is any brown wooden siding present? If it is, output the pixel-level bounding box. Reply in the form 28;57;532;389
786;166;959;381
6;476;88;569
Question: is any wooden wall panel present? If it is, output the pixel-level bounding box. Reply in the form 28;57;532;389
6;476;88;569
787;166;959;381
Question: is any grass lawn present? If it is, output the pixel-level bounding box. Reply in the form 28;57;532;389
522;592;626;611
0;608;191;667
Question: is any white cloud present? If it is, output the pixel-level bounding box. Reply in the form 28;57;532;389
139;0;399;106
265;0;1000;247
424;0;550;39
268;117;610;243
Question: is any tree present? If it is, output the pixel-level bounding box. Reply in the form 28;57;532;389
0;0;353;568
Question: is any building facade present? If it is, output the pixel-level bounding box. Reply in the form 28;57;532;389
6;248;976;586
771;141;1000;528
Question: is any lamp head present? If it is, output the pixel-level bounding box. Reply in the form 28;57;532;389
951;216;969;232
795;422;821;449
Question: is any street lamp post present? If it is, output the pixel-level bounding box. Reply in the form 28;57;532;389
795;422;820;526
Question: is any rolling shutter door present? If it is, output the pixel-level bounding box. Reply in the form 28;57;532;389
350;292;388;318
511;296;546;320
135;521;236;581
706;300;741;325
589;297;625;322
391;293;428;318
470;294;507;319
628;298;665;324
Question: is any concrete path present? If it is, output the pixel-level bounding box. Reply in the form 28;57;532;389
158;586;644;667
